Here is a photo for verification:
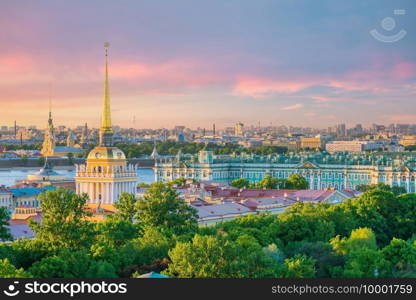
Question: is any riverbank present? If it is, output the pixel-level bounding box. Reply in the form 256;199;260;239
0;168;155;187
0;165;75;171
0;157;155;170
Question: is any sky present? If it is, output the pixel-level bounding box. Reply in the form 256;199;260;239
0;0;415;129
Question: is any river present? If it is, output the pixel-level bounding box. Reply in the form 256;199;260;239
0;168;155;187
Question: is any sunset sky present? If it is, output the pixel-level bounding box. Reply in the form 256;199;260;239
0;0;415;129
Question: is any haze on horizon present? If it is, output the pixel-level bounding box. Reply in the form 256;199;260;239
0;0;415;129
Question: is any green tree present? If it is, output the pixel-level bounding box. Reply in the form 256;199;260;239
231;234;280;278
0;258;30;278
113;193;137;222
29;189;95;250
28;249;117;278
343;248;389;278
89;240;136;275
171;178;186;187
164;235;230;278
391;186;407;196
277;209;335;245
7;239;49;270
132;226;173;266
263;243;285;263
230;178;249;189
164;234;279;278
286;241;344;278
286;174;309;189
95;218;138;247
330;228;377;256
341;189;395;245
381;238;416;275
257;176;280;189
0;207;12;241
282;254;316;278
356;183;406;196
136;183;198;235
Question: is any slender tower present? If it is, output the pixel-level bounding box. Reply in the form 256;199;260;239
75;43;138;205
100;42;113;147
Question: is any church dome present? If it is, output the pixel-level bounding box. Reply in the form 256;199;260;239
87;146;126;161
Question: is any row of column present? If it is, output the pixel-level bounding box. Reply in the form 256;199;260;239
76;181;137;204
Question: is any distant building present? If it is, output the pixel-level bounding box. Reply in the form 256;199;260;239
194;202;252;226
326;141;382;153
400;136;416;147
300;136;322;149
9;186;56;208
0;188;13;208
187;184;358;226
234;122;244;137
14;158;75;190
40;102;84;158
155;150;416;192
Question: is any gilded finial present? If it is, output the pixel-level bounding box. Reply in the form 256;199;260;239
99;42;113;146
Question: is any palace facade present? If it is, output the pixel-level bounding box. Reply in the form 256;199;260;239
154;150;416;192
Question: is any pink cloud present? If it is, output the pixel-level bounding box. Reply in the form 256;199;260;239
281;103;304;110
391;62;416;79
387;114;416;123
0;54;34;70
108;59;227;89
232;77;316;98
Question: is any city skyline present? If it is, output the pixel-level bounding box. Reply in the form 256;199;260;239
1;0;415;128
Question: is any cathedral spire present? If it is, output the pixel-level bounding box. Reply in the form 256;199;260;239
99;42;113;146
48;83;53;129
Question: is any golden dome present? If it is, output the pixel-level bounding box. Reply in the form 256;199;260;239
87;146;126;161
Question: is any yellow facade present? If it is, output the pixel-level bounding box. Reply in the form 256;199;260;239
400;136;416;147
300;137;322;149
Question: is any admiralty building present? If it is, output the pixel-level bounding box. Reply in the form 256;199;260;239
154;150;416;192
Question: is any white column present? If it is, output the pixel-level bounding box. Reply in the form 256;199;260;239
102;182;107;204
100;183;103;204
110;183;114;204
107;182;111;204
103;183;107;204
88;182;93;203
101;182;105;204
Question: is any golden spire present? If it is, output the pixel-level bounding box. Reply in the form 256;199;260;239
48;84;52;119
101;42;112;133
47;83;53;131
99;42;114;147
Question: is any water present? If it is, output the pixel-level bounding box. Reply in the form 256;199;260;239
0;168;155;187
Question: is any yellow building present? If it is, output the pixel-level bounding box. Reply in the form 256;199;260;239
75;43;138;205
400;135;416;147
234;122;244;137
300;137;322;149
41;101;84;157
40;101;55;157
